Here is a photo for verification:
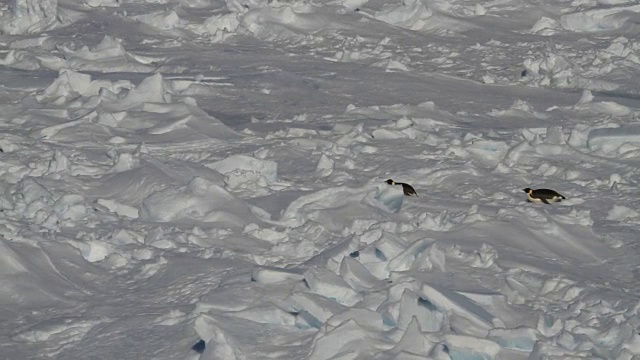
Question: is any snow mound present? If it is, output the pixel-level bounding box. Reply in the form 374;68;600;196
90;157;226;206
139;177;260;228
372;0;434;31
0;0;61;35
587;126;640;151
56;35;159;72
209;155;278;193
30;71;241;144
561;4;640;33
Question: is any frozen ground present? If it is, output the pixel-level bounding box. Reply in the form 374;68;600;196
1;0;640;359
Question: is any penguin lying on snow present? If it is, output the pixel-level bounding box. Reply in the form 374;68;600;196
523;188;565;204
386;179;418;197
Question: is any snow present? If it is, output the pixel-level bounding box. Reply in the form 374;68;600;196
2;0;640;359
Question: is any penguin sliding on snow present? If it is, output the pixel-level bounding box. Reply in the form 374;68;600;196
386;179;418;197
523;188;565;204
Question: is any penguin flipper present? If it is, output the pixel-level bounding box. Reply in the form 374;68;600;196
541;198;551;205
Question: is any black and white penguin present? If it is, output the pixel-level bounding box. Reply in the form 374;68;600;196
386;179;418;197
523;188;565;204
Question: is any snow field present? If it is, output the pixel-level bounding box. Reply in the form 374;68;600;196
2;0;640;359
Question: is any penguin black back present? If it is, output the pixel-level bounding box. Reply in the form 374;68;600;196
523;188;565;204
386;179;418;197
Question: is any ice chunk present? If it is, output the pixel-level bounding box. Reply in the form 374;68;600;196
133;10;183;31
51;194;86;221
372;0;433;31
67;239;112;263
388;239;431;272
372;128;408;140
209;154;278;184
397;289;445;332
1;0;59;35
304;268;363;306
420;283;495;337
372;231;407;262
326;308;384;332
289;292;348;326
109;73;170;111
61;35;126;61
488;327;539;351
372;185;405;213
96;198;139;219
560;5;640;33
444;334;502;360
252;266;304;284
378;317;437;359
315;153;334;177
339;257;387;291
308;319;383;360
232;304;296;326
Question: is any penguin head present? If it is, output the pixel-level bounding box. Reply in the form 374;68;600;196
385;179;395;185
522;188;532;194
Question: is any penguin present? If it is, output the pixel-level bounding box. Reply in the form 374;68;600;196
523;188;565;204
386;179;418;197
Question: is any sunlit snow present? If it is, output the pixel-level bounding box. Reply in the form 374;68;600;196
1;0;640;359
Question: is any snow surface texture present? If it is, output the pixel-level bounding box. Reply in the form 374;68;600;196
1;0;640;359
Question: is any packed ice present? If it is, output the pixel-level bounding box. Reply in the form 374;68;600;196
1;0;640;359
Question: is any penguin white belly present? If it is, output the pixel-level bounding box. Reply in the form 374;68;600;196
527;193;562;204
527;194;545;204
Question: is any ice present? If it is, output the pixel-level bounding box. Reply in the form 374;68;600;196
233;304;297;326
388;239;432;272
560;5;640;33
1;0;59;34
372;185;405;214
308;319;384;360
139;177;260;228
386;318;438;358
587;126;640;151
465;140;509;167
326;308;384;332
252;266;305;284
134;10;183;31
396;289;445;332
199;13;240;41
56;35;158;73
304;268;363;306
4;0;640;358
110;73;170;111
419;283;495;337
315;153;334;177
488;327;539;352
194;314;241;360
372;0;433;31
289;291;348;327
606;205;639;221
209;154;278;185
444;334;501;360
339;256;387;291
